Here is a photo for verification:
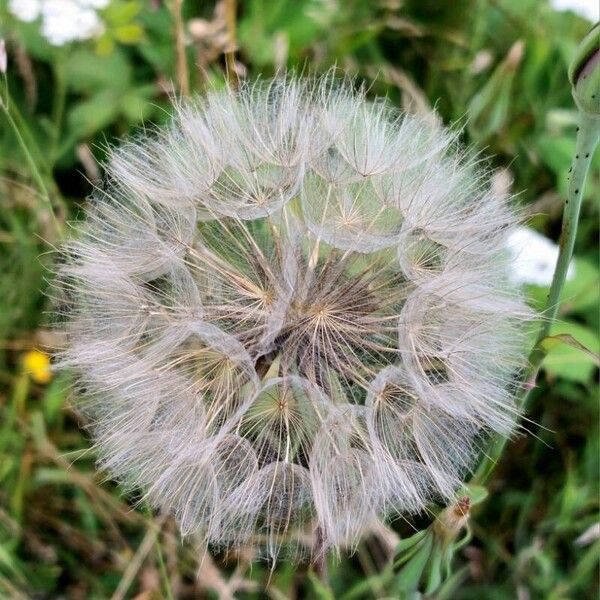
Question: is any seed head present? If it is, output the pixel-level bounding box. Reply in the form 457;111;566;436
56;74;530;559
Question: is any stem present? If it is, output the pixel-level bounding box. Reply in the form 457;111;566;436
224;0;238;85
142;503;174;600
170;0;189;96
1;76;65;237
1;79;50;175
50;58;67;164
530;113;600;363
155;529;174;600
0;100;62;235
473;113;600;485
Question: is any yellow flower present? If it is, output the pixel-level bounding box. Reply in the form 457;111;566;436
23;350;52;385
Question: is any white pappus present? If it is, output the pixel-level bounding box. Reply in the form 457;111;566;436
55;74;532;561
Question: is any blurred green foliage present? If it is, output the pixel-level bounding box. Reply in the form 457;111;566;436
0;0;598;598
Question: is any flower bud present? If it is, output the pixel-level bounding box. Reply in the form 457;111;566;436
0;39;6;75
568;24;600;118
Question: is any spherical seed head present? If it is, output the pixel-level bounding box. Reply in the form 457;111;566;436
56;73;531;559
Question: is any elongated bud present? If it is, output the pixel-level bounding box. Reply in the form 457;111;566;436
391;485;489;594
568;24;600;118
0;40;6;75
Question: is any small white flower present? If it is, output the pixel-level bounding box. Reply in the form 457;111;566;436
507;225;575;286
551;0;598;21
41;1;105;46
8;0;41;22
9;0;108;46
80;0;110;7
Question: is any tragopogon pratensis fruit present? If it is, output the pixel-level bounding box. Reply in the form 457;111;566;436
56;74;530;560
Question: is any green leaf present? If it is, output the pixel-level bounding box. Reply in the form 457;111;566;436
434;566;470;600
137;7;175;73
536;133;576;196
237;0;324;67
95;33;116;56
339;567;394;600
120;86;157;123
394;529;428;557
540;333;600;364
307;571;335;600
114;24;145;44
536;133;576;176
67;91;121;138
104;1;142;26
0;544;26;582
75;490;99;537
34;468;73;485
561;258;600;313
467;42;523;140
523;258;600;315
458;484;489;505
392;532;433;592
64;49;131;93
542;321;600;382
424;547;443;594
42;375;67;424
0;456;15;482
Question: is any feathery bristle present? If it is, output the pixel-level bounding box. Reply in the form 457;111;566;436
55;73;531;560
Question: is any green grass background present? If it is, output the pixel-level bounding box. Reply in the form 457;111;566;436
0;0;598;598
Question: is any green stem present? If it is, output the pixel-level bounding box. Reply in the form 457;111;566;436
7;89;67;207
530;113;600;362
50;59;67;164
2;79;51;177
1;87;63;236
143;502;174;600
472;113;600;485
155;532;174;600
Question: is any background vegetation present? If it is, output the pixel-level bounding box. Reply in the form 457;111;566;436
0;0;598;598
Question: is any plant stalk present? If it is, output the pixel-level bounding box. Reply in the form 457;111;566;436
529;113;600;364
50;57;67;164
1;100;62;235
170;0;189;96
473;112;600;485
224;0;238;85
